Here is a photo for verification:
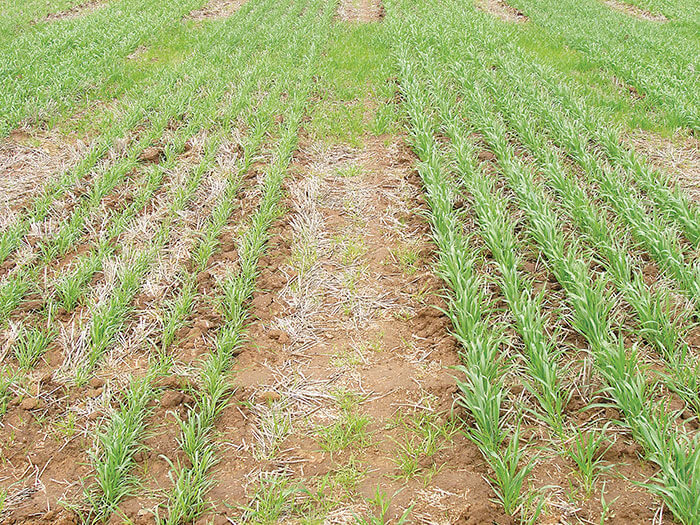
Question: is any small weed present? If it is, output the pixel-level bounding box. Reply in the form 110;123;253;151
355;487;411;525
391;243;420;274
336;163;363;178
239;474;309;524
54;411;78;439
564;424;614;498
317;391;371;452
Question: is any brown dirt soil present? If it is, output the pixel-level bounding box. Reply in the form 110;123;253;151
476;0;529;23
187;0;247;20
45;0;108;21
626;129;700;202
193;133;508;523
337;0;385;23
602;0;667;21
0;137;252;524
0;129;86;217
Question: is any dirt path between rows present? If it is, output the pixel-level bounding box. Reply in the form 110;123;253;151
199;133;508;523
602;0;667;21
337;0;385;22
187;0;247;21
476;0;529;23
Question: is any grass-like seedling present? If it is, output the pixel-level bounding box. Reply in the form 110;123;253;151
13;321;55;370
564;425;614;498
0;369;13;417
317;391;372;453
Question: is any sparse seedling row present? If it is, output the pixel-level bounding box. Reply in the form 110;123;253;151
83;1;323;519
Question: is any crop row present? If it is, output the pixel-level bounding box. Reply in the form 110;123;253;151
81;0;333;521
388;0;700;522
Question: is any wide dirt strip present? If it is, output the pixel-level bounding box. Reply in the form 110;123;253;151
203;133;509;523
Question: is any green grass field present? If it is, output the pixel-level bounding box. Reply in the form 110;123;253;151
0;0;699;523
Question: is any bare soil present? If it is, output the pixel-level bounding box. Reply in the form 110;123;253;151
45;0;108;21
337;0;385;23
187;0;247;21
203;133;503;523
602;0;667;21
476;0;529;23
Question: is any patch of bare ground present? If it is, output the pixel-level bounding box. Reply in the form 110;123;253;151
45;0;108;21
476;0;528;23
337;0;385;23
0;371;100;525
0;128;87;220
190;133;509;524
626;129;700;202
187;0;247;20
602;0;667;21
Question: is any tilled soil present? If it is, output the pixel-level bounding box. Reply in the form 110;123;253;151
337;0;385;23
199;133;508;523
187;0;248;21
475;0;529;23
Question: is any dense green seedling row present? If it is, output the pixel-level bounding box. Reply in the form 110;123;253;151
483;83;700;412
500;57;700;251
389;0;700;404
433;86;570;438
0;0;207;134
397;56;539;521
525;89;700;306
388;1;700;521
458;78;700;525
509;0;699;130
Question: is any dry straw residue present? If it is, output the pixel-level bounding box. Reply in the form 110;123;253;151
627;130;700;202
0;129;86;215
